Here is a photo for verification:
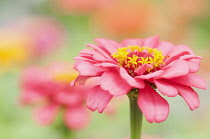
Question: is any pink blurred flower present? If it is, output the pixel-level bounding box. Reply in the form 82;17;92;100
16;17;65;57
20;62;90;130
72;36;206;123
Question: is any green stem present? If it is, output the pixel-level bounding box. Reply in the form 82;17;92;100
54;115;73;139
129;96;143;139
60;124;72;139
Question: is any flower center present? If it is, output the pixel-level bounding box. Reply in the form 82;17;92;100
111;46;166;76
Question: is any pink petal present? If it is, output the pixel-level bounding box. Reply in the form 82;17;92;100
119;67;145;89
101;71;132;96
87;85;113;113
76;48;112;62
64;106;90;130
70;75;89;86
93;51;113;62
143;36;159;48
168;44;193;57
80;49;95;54
135;64;153;76
74;56;95;63
165;51;190;65
154;79;178;97
161;60;190;78
180;55;202;60
95;62;119;68
76;61;106;76
94;38;120;54
186;58;201;73
156;41;174;55
121;39;144;47
170;73;206;90
180;55;202;72
138;83;169;123
86;43;111;58
136;70;164;80
34;104;59;125
173;83;200;110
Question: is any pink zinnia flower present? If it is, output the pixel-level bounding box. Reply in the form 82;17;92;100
15;17;65;57
20;62;90;130
72;36;206;123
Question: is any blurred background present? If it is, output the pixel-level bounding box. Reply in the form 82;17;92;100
0;0;209;138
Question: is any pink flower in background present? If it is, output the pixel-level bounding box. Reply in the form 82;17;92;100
21;62;90;130
16;17;65;57
72;36;206;123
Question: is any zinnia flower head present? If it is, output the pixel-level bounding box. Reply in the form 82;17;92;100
21;62;90;130
73;36;206;123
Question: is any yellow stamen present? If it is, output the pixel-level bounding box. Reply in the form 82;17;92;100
111;46;166;74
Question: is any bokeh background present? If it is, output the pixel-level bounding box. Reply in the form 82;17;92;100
0;0;209;138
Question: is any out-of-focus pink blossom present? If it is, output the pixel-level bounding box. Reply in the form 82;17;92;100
20;62;90;130
16;17;65;57
72;36;206;123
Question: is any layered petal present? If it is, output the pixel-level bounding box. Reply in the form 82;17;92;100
165;51;190;65
135;64;153;76
87;85;113;113
154;79;178;97
101;70;132;96
156;41;174;55
173;83;200;110
138;83;169;123
92;51;113;62
143;36;159;48
170;73;206;90
119;67;145;89
121;39;144;47
76;61;107;76
70;75;90;86
161;60;190;78
185;58;201;73
167;44;193;57
136;70;164;79
94;38;120;54
86;43;111;58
